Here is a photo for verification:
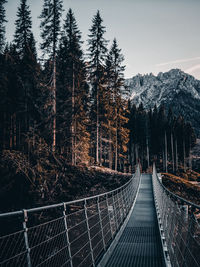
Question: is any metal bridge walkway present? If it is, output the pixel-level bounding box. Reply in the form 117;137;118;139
1;167;200;266
105;174;165;267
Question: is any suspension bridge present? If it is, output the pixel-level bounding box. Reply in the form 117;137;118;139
0;165;200;267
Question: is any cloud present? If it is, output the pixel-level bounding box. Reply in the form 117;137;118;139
156;56;200;67
185;64;200;74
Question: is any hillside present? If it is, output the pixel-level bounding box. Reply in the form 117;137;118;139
162;172;200;206
0;150;131;213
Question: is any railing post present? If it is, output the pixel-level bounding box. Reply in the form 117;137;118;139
112;192;118;231
84;200;95;266
116;189;122;225
130;180;134;202
122;188;127;216
122;188;128;217
127;185;132;210
120;189;125;221
125;187;129;212
97;197;106;251
106;193;113;239
63;203;73;267
23;210;31;267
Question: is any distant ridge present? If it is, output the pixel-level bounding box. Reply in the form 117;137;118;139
126;69;200;136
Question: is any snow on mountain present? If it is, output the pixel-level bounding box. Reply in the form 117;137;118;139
126;69;200;136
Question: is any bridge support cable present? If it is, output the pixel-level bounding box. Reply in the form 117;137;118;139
153;164;200;267
0;165;141;267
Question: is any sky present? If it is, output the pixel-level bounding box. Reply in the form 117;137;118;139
4;0;200;79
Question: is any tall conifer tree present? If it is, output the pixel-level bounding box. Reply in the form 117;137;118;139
106;38;128;171
88;10;108;164
14;0;32;57
13;0;39;152
0;0;8;148
39;0;63;151
57;8;90;164
0;0;7;53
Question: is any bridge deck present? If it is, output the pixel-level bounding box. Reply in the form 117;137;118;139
105;174;165;267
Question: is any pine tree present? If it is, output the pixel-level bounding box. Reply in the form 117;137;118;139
157;105;166;161
136;103;147;166
57;8;90;165
39;0;63;151
28;32;37;59
128;103;137;170
106;38;128;171
167;107;175;172
151;105;158;156
19;33;39;136
88;10;108;164
13;0;40;152
184;122;196;169
14;0;32;57
128;103;196;172
0;0;8;148
103;57;116;169
0;44;21;150
0;0;7;53
0;45;9;150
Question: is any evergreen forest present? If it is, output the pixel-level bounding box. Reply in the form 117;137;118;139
0;0;196;211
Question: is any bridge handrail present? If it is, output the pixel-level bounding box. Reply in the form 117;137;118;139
153;163;200;267
0;165;141;267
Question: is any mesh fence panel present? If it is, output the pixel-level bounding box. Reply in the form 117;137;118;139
153;164;200;267
0;165;140;267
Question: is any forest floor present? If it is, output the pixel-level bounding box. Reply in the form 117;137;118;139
0;150;132;213
2;146;200;214
162;169;200;206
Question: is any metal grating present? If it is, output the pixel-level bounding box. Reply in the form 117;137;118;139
120;227;160;244
106;174;165;267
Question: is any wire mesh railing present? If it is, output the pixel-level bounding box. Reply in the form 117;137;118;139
0;165;141;267
153;164;200;267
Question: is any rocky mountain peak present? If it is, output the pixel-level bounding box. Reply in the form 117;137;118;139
126;69;200;136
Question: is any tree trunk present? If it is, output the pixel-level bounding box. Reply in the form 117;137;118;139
165;131;168;172
96;84;99;164
109;121;112;169
33;120;36;149
135;144;138;163
171;132;174;172
18;120;21;148
10;115;13;149
175;139;178;171
71;63;75;165
3;112;6;149
52;56;56;152
183;139;186;171
100;127;102;166
146;137;150;169
74;119;77;166
162;150;165;171
14;113;17;148
115;121;118;171
189;142;192;170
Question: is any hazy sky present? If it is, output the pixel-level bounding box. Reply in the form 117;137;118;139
5;0;200;79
